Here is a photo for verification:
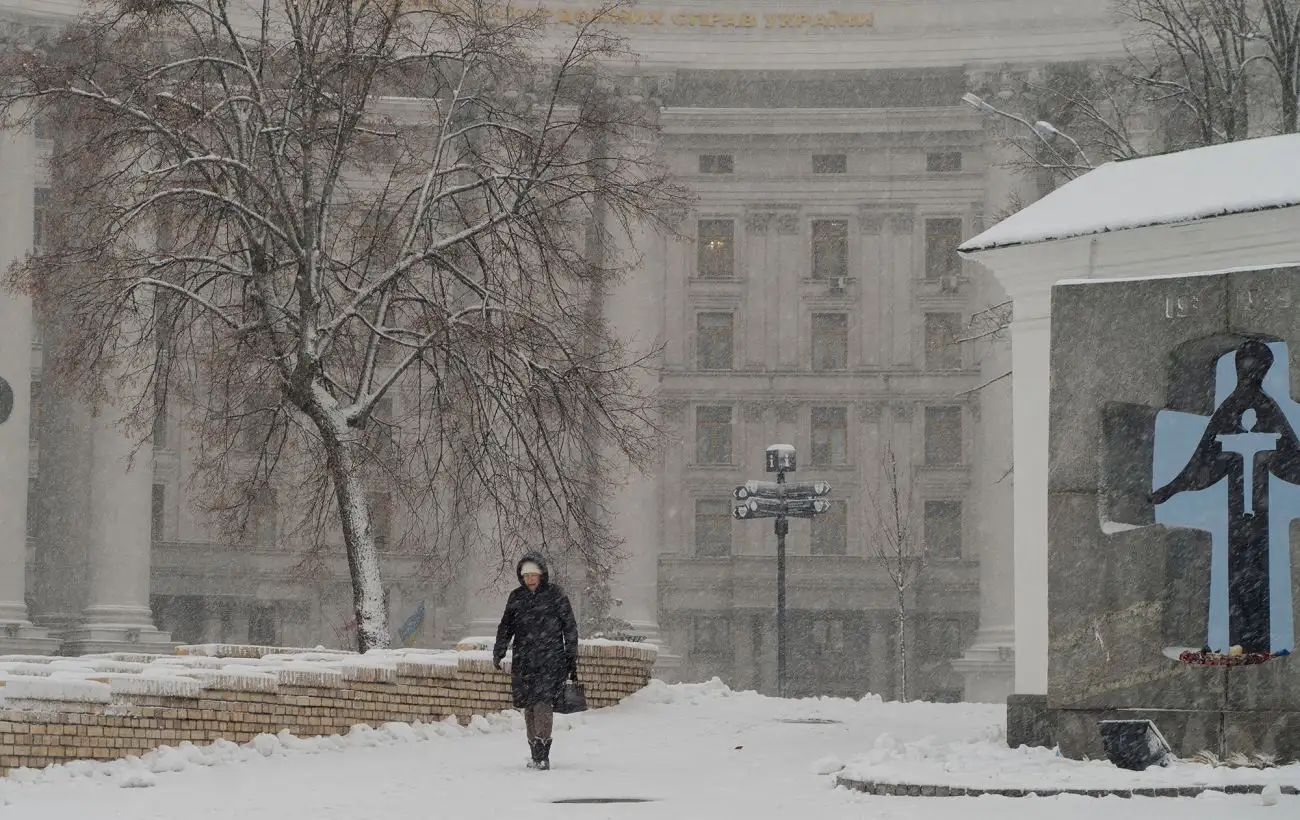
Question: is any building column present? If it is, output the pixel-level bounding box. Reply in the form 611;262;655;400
60;402;172;654
603;171;680;679
460;508;513;640
0;120;58;655
1008;309;1051;695
953;280;1016;702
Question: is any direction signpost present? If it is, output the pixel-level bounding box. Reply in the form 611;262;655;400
732;444;832;698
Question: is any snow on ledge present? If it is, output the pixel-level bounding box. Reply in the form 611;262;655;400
0;637;656;708
176;670;280;693
174;644;355;659
961;133;1300;254
1;676;112;704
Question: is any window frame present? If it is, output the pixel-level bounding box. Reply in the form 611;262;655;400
696;311;735;371
693;498;733;557
924;217;964;280
698;154;735;174
924;312;963;370
926;152;963;172
810;499;848;556
695;405;734;465
692;615;732;654
924;406;963;466
812;153;848;174
810;312;849;372
923;499;963;561
810;406;849;466
810;218;849;280
696;218;737;279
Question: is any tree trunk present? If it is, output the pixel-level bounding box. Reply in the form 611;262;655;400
1274;84;1294;133
896;588;908;703
304;391;390;653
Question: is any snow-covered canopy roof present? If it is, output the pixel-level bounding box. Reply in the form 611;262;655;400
960;133;1300;255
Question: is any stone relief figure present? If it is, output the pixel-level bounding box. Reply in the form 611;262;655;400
1149;339;1300;660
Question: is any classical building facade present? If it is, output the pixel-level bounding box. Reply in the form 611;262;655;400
0;0;1130;701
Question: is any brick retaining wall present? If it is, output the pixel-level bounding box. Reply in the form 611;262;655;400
0;640;656;776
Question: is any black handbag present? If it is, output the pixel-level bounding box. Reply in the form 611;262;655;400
554;676;588;714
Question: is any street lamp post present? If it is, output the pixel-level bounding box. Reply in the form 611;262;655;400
733;444;832;698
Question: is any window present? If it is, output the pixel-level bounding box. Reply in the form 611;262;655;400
697;219;735;279
249;603;279;646
246;489;278;545
811;407;848;465
151;484;166;541
369;397;394;456
812;154;847;174
810;500;847;556
928;617;964;658
692;615;731;654
811;313;848;371
924;407;963;465
368;491;393;547
926;152;963;172
33;116;52;141
694;499;733;557
924;500;963;561
696;312;734;370
810;219;848;280
240;390;277;452
925;313;962;370
924;218;963;280
812;617;846;654
695;406;733;465
33;187;49;250
153;405;169;451
698;154;734;174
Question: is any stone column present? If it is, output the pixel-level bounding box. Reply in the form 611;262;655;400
604;204;681;680
1007;304;1051;695
0;120;57;654
461;508;512;639
953;276;1016;702
60;402;172;654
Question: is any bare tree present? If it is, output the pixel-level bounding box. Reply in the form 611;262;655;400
862;444;924;702
975;1;1300;187
0;0;686;652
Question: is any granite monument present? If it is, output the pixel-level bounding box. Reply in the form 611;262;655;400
1048;267;1300;761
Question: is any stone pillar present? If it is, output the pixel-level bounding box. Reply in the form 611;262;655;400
0;120;57;654
60;402;172;654
604;203;681;680
462;517;511;639
953;277;1016;702
1007;305;1051;695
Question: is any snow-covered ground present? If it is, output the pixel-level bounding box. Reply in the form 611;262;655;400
2;680;1297;819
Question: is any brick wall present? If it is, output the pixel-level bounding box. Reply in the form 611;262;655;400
0;640;656;776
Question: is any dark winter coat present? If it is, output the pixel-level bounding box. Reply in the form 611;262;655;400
492;552;579;709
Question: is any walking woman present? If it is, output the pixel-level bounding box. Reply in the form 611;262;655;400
492;551;579;770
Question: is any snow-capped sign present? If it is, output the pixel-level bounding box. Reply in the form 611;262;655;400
765;443;796;473
959;133;1300;254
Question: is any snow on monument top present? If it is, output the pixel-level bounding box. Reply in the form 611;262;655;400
960;133;1300;254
